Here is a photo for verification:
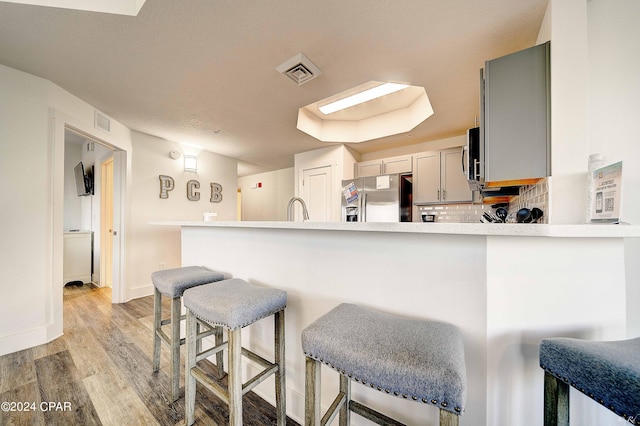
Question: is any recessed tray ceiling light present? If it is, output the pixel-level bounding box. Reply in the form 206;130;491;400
319;82;409;115
297;81;433;143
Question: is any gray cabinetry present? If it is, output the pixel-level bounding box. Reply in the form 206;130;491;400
481;41;550;183
414;148;471;204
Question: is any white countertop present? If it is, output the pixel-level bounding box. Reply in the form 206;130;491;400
150;220;640;238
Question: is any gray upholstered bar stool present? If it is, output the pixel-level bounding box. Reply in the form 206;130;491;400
183;278;287;426
539;336;640;425
302;303;467;426
151;266;225;401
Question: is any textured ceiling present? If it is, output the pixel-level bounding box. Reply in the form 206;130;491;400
0;0;548;176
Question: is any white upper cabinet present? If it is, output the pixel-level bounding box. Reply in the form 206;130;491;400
355;154;412;178
355;159;383;178
413;148;472;204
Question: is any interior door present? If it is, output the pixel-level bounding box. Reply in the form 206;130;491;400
100;156;114;288
301;165;332;222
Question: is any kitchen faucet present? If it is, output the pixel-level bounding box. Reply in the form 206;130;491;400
287;197;310;221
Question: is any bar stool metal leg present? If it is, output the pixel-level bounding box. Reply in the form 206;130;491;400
339;375;350;426
305;357;321;426
228;327;243;426
185;310;197;426
543;371;569;426
214;325;224;379
440;409;460;426
152;287;162;373
170;296;182;401
275;310;286;426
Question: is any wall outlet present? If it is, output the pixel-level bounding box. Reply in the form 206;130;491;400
159;262;165;270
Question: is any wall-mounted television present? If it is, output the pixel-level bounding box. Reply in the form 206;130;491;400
74;161;93;196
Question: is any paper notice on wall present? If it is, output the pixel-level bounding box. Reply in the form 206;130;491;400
342;182;359;204
590;161;622;223
376;175;390;189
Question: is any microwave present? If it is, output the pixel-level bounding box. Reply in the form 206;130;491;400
465;127;482;191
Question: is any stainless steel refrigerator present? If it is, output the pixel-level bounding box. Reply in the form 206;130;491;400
341;174;412;222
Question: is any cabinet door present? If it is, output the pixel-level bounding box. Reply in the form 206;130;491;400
383;155;412;175
355;160;382;178
413;151;440;203
483;41;550;182
63;232;92;285
441;148;472;202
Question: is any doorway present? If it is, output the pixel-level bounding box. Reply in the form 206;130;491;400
63;126;124;302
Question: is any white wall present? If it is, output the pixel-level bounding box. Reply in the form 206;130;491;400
538;0;640;335
0;63;133;355
544;0;590;225
586;0;640;336
0;65;52;355
238;168;294;221
127;131;238;298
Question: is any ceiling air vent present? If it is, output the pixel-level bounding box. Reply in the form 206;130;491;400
276;53;323;86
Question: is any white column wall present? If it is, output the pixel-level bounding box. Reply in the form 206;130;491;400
586;0;640;337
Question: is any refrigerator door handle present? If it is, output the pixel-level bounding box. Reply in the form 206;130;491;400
362;193;367;222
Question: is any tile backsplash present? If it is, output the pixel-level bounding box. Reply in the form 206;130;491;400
508;178;549;224
417;203;489;223
416;178;549;224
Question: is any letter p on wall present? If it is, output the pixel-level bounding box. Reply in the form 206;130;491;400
159;175;175;199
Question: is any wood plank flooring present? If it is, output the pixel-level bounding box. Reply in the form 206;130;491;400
0;285;299;425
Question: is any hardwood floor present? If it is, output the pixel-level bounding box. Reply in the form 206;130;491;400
0;285;299;425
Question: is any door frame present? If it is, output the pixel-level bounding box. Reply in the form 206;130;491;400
49;108;128;338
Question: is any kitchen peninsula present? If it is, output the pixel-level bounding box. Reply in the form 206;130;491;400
153;221;640;426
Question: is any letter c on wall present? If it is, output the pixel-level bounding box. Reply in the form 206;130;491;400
187;180;201;201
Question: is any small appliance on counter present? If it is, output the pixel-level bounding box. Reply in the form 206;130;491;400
421;213;436;222
341;174;412;222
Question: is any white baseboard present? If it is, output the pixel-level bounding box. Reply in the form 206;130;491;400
127;283;154;301
0;326;58;357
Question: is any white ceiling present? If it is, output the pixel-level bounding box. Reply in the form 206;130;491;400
0;0;548;176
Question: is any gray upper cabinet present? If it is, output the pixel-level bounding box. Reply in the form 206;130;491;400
481;41;550;183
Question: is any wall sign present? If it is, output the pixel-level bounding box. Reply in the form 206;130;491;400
590;161;622;223
158;175;223;203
